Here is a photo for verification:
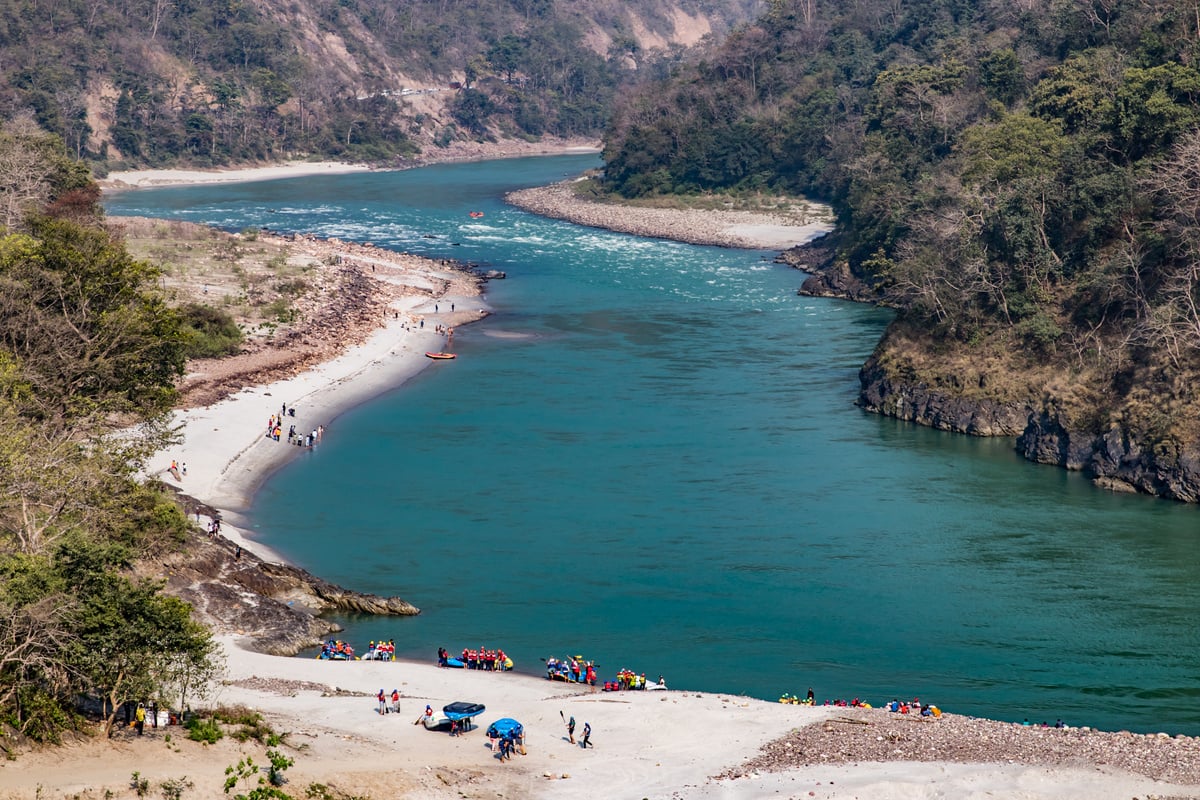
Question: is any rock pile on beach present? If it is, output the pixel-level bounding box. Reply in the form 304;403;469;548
721;707;1200;786
175;229;480;408
225;676;332;696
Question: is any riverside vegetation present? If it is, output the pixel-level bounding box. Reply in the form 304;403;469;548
0;123;423;750
599;0;1200;501
0;125;219;743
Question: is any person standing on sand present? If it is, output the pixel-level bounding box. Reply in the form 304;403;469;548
581;722;592;748
135;703;146;735
567;715;575;743
377;689;387;715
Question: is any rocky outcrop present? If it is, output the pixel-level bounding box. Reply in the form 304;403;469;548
859;350;1200;502
857;353;1031;436
148;531;419;656
1018;412;1200;503
775;236;882;303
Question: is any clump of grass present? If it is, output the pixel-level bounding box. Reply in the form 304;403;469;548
177;303;244;358
214;705;282;745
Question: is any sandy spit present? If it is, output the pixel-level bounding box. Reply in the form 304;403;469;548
505;179;835;250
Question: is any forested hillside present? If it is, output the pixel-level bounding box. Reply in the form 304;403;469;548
0;121;218;741
602;0;1200;501
0;0;759;169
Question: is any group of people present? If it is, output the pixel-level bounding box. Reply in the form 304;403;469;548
489;726;526;760
564;715;593;748
316;640;356;660
441;646;511;671
605;669;663;692
375;689;401;715
267;404;323;448
887;697;941;717
365;640;396;661
778;688;818;705
1023;718;1066;728
774;689;940;716
545;657;596;685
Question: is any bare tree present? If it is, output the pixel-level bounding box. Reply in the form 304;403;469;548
0;597;72;735
0;113;55;230
150;0;174;40
1141;128;1200;362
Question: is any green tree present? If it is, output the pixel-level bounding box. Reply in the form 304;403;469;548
0;217;186;420
487;35;526;83
979;49;1024;106
64;546;215;737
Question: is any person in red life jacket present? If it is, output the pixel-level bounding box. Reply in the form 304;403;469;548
586;663;596;686
376;689;387;715
390;689;400;713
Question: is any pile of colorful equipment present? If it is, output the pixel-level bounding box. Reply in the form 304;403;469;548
607;669;645;691
604;669;666;691
778;693;815;705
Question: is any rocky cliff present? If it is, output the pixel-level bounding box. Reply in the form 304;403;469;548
856;353;1031;437
855;331;1200;502
789;246;1200;503
1018;411;1200;503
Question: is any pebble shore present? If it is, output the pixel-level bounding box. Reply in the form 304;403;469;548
506;180;830;249
722;706;1200;786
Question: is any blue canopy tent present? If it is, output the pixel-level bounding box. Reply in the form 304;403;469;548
486;718;523;739
487;717;526;756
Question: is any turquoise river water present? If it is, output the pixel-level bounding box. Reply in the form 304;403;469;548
105;155;1200;734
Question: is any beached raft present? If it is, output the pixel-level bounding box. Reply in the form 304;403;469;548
425;352;456;360
424;701;486;732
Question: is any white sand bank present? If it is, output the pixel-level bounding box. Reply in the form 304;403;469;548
103;161;373;190
152;258;483;560
3;640;1191;799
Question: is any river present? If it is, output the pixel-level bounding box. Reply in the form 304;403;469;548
105;154;1200;734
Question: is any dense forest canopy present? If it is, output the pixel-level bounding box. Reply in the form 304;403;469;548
0;0;761;169
602;0;1200;498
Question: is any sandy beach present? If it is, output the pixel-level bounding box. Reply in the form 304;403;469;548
11;157;1196;800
